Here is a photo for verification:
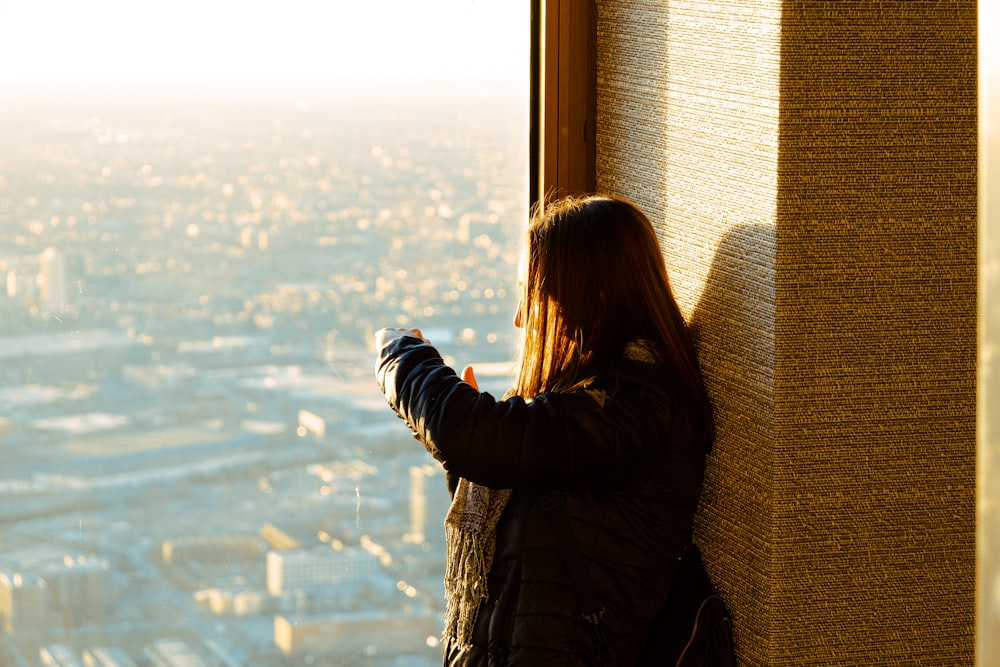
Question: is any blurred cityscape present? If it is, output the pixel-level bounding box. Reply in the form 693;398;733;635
0;84;527;666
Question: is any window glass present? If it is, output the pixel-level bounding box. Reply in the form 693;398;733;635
981;0;1000;660
0;3;528;665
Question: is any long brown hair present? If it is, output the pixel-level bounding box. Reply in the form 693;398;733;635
512;195;713;440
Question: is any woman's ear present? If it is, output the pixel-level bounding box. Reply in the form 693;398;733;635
513;299;523;328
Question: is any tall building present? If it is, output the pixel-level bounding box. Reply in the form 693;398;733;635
3;258;36;304
37;247;67;312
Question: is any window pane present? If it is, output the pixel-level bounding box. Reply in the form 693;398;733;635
0;3;528;665
981;0;1000;660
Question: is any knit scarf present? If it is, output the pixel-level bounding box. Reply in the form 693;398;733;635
443;476;512;649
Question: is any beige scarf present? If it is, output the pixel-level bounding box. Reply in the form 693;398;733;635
443;477;512;649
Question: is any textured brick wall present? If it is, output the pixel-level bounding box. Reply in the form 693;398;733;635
596;2;976;664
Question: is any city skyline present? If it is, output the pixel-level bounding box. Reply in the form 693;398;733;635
0;84;527;666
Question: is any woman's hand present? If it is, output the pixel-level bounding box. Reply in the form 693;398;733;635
462;366;479;390
374;327;429;351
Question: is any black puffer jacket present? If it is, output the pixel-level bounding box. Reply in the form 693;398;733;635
376;336;708;666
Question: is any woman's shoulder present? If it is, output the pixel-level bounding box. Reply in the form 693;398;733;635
589;339;674;394
623;338;661;364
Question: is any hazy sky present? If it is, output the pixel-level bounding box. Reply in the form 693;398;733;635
0;0;529;84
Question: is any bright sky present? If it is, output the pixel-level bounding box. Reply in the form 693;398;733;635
0;0;528;84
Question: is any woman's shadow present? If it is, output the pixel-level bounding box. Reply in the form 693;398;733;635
687;221;776;644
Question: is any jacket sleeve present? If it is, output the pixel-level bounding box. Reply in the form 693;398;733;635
376;335;672;492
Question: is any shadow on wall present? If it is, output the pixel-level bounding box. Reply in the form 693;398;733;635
687;222;776;662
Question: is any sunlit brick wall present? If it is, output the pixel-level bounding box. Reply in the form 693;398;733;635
596;1;976;664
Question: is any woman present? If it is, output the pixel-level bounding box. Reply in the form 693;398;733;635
375;195;713;665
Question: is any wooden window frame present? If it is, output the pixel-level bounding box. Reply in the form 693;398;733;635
530;0;597;207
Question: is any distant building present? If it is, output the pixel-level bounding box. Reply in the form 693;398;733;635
266;546;380;596
82;646;139;667
161;535;266;564
406;464;449;548
2;257;35;303
142;639;207;667
259;523;305;551
195;587;271;617
40;555;110;628
37;247;67;312
273;610;438;656
0;570;48;633
39;643;85;667
239;226;269;251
